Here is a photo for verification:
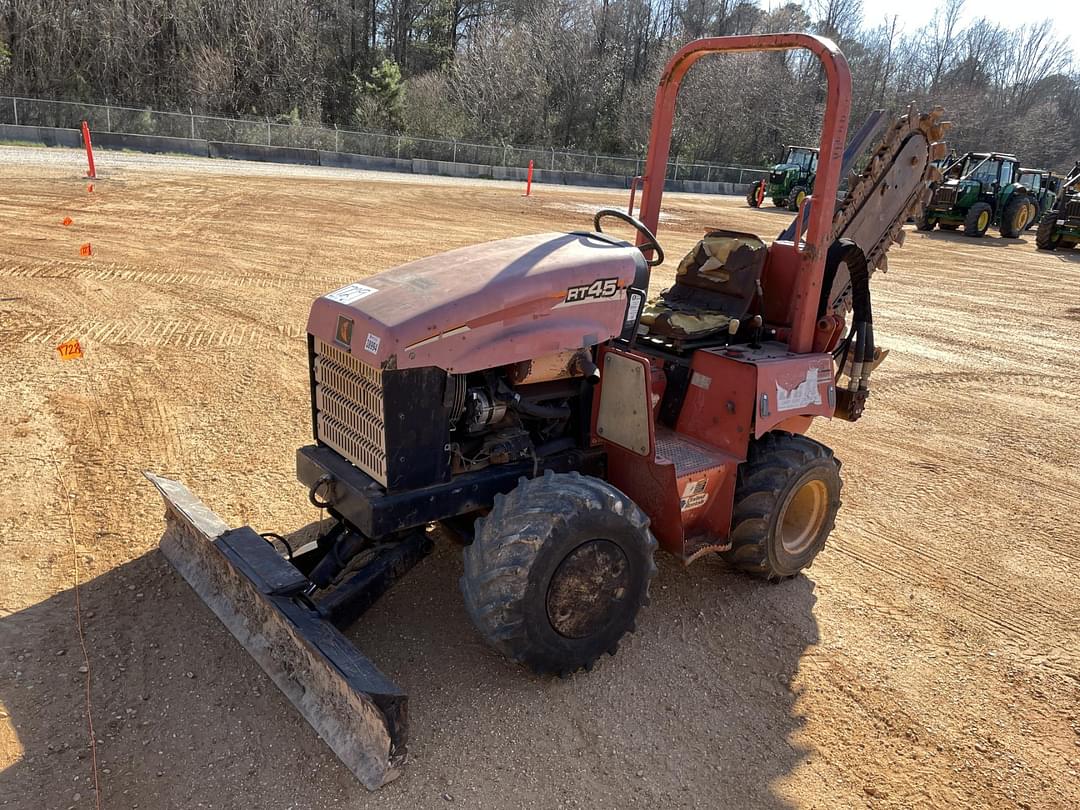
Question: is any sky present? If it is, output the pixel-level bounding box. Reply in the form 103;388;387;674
857;0;1079;42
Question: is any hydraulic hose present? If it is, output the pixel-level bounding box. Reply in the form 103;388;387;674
824;239;874;392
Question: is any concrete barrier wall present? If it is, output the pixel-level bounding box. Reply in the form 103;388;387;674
411;158;493;179
0;123;752;196
318;151;413;173
0;123;82;148
209;141;319;166
94;131;209;157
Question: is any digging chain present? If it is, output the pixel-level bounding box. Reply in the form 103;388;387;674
827;103;951;313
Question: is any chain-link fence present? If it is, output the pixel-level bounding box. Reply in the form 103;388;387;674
0;96;767;185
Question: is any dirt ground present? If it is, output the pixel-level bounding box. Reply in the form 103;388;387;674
1;145;1078;810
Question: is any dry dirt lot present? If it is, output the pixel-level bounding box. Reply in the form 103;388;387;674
1;145;1078;809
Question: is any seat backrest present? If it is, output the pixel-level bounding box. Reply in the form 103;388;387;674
660;229;767;318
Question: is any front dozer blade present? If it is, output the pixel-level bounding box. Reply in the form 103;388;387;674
144;472;406;790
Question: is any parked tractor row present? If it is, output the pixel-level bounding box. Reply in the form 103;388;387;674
916;152;1053;238
747;145;1077;248
1035;161;1080;252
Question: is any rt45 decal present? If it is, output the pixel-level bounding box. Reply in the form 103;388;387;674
565;278;619;303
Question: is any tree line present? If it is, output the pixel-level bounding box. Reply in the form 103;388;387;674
1;0;1076;170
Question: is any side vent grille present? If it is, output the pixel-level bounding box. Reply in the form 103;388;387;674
312;337;387;486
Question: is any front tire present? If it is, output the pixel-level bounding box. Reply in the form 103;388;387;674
964;202;993;237
461;471;657;676
1000;193;1032;238
722;432;841;580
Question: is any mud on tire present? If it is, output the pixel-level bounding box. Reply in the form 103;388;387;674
460;470;657;676
722;432;842;580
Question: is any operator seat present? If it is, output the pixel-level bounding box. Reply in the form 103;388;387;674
640;229;767;340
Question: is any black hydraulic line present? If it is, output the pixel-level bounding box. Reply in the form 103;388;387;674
259;531;294;560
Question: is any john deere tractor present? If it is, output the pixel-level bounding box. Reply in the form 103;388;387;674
746;145;818;211
1018;167;1058;229
1035;161;1080;251
917;151;1034;237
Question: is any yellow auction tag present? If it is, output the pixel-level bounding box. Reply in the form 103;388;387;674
57;339;84;361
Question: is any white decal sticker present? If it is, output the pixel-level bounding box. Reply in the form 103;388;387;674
326;283;378;305
364;333;381;354
681;478;707;498
625;294;643;324
680;492;709;511
691;371;712;390
776;368;823;411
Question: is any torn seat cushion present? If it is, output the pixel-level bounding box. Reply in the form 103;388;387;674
640;230;767;339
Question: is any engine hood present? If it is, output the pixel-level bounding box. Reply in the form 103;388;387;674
307;231;648;373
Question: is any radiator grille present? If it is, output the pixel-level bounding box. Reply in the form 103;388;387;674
931;186;957;208
1065;199;1080;222
313;337;387;486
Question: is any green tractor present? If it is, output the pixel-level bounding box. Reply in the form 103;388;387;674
916;151;1035;238
1018;167;1058;229
746;145;818;211
1035;161;1080;251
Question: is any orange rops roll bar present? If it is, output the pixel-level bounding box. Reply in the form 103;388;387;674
636;34;852;354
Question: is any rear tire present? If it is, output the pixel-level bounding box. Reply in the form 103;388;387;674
746;182;762;207
1036;210;1060;251
964;202;993;237
461;471;657;676
1024;201;1039;230
1000;193;1032;238
722;432;841;580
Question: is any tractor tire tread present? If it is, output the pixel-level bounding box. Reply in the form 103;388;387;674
722;432;841;580
460;472;656;676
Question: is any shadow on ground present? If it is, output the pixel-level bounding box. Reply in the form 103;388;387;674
916;228;1036;247
1;538;820;809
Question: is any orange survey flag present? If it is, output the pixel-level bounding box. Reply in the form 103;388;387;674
79;243;92;257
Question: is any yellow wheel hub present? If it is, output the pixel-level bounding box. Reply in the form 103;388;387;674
795;191;806;206
780;479;829;555
977;211;990;231
1016;208;1030;230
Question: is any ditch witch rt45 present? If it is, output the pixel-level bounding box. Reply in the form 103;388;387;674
146;34;947;789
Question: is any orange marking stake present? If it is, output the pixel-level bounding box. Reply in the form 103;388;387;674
81;121;97;179
57;339;84;361
62;216;73;226
79;242;93;257
87;184;94;193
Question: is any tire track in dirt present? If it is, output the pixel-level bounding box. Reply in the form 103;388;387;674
10;317;306;347
0;259;325;291
874;370;1080;396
